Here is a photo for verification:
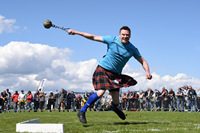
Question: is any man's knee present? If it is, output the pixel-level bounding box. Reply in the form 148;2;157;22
97;90;105;97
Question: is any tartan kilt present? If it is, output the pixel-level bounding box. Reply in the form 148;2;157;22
92;65;137;91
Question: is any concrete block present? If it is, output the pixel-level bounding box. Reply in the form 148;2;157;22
16;118;64;133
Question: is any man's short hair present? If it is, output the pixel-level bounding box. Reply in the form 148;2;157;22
119;26;131;34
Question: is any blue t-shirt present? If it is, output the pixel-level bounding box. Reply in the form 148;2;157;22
98;36;141;74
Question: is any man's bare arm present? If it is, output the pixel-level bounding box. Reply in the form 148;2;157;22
68;29;103;42
137;56;152;80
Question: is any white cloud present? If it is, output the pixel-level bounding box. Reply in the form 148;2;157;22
0;41;95;93
0;15;19;34
0;41;200;94
123;65;200;92
0;41;72;74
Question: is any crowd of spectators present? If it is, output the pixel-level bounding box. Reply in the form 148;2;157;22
0;85;200;113
121;85;200;113
0;89;45;113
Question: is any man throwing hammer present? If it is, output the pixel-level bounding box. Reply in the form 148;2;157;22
68;26;152;123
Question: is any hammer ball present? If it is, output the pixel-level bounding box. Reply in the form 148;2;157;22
43;19;52;29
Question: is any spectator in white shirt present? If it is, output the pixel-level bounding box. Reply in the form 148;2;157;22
18;90;26;112
106;93;112;104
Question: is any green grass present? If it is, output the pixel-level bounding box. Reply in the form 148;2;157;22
0;110;200;133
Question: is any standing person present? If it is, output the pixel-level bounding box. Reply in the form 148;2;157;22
138;91;144;111
106;93;112;104
183;85;189;109
34;90;40;112
68;26;152;123
6;89;11;113
154;89;162;111
126;90;131;111
39;91;46;112
149;89;155;110
144;88;154;111
84;91;89;101
18;90;26;112
119;94;123;110
66;92;71;110
95;96;102;111
129;91;134;109
168;88;176;111
176;88;184;112
122;92;127;110
89;90;95;111
11;91;19;113
187;86;197;112
162;89;169;111
48;91;55;112
26;91;33;112
1;90;8;113
70;91;76;112
160;87;166;109
75;95;82;110
0;96;2;113
132;91;139;110
58;88;66;112
197;88;200;110
100;96;106;110
81;98;87;109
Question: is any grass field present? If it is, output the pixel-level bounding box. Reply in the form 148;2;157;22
0;110;200;133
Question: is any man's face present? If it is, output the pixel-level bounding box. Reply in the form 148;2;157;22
119;29;130;44
189;86;192;90
61;89;63;92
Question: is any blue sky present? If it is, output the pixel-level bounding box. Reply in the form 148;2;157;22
0;0;200;93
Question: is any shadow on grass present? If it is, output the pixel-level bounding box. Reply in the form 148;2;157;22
111;122;148;125
111;121;170;125
83;124;94;127
82;121;170;128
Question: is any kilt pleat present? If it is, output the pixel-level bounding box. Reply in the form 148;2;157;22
92;65;137;91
